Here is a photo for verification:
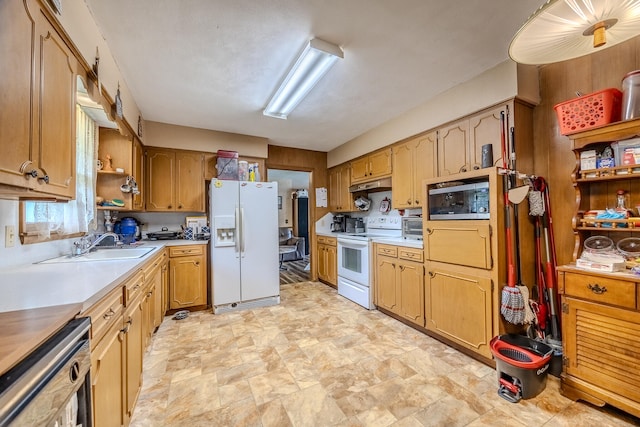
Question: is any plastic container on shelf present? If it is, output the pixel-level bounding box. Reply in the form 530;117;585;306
583;235;614;254
238;160;249;181
216;150;238;180
553;88;623;135
622;70;640;121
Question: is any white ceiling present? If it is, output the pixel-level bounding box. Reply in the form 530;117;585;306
84;0;543;152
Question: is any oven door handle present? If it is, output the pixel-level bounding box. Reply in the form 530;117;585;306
337;238;369;248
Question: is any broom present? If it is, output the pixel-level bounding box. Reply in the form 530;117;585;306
499;112;525;324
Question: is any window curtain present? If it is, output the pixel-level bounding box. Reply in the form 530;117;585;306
64;105;98;233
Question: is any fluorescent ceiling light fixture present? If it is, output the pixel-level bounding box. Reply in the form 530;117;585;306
263;38;343;119
509;0;640;65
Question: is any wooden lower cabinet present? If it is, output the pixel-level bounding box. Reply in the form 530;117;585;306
374;244;425;326
316;236;337;286
425;265;493;359
124;293;144;424
91;314;125;427
557;268;640;418
169;244;207;309
89;251;168;427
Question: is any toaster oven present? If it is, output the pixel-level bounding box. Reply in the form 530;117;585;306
401;217;423;240
428;181;490;220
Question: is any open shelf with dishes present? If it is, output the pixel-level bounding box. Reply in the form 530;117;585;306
569;119;640;261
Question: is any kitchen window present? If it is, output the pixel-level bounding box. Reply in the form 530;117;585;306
20;105;98;244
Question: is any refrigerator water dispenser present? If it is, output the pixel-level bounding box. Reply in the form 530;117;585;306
214;215;236;247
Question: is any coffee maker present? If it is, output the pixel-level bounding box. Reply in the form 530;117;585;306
331;214;348;232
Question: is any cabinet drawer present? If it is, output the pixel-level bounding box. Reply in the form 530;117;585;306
425;221;491;269
142;251;165;280
124;270;145;306
83;286;124;347
169;245;204;257
317;235;337;246
377;244;398;257
563;272;637;310
399;248;423;262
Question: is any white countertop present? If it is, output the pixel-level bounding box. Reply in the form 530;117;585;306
0;239;208;313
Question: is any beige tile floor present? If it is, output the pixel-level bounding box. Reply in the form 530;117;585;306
131;281;640;427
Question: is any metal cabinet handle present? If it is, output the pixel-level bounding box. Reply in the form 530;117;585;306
415;200;419;205
425;228;433;234
102;308;115;319
168;205;172;209
178;204;183;209
25;169;38;178
428;271;435;278
473;165;480;170
38;174;50;184
587;283;607;294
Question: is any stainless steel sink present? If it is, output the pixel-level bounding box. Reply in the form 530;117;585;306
38;247;155;264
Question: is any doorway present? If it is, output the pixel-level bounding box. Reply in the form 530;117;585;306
268;169;311;284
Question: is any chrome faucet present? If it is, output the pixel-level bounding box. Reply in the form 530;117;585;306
73;232;120;255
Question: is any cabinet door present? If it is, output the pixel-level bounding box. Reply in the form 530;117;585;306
35;10;77;199
124;298;143;422
392;143;414;209
413;131;438;206
368;149;392;179
438;121;469;176
425;267;493;358
91;317;125;427
151;266;163;329
317;244;328;281
175;151;204;212
398;261;424;325
132;138;144;210
350;157;370;183
469;105;504;170
170;254;206;309
425;221;492;269
0;0;36;190
563;297;640;403
326;245;337;285
162;259;170;313
376;256;398;311
328;167;340;211
339;164;352;212
146;148;175;211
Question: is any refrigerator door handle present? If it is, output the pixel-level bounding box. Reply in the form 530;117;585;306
235;207;241;257
240;207;246;256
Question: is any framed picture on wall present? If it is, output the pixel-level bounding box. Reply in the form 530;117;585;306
278;196;282;209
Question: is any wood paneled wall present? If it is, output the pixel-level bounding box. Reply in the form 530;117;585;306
535;36;640;266
267;145;329;280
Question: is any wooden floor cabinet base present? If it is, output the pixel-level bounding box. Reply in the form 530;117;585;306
561;375;640;419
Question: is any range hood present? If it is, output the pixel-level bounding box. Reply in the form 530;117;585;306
349;177;392;193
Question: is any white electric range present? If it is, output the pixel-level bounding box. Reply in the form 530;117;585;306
336;216;401;309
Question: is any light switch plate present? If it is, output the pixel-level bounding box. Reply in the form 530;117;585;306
5;225;15;248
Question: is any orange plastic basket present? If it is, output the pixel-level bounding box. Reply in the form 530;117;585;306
554;88;622;135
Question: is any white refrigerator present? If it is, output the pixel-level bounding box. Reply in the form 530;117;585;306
210;179;280;314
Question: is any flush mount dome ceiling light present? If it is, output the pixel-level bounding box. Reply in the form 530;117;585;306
509;0;640;65
263;38;343;119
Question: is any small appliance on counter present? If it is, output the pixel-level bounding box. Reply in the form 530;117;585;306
331;214;348;232
146;227;179;240
345;218;365;234
402;217;423;240
114;217;141;243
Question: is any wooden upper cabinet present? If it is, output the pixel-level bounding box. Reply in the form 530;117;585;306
175;151;204;211
97;128;138;211
146;148;175;211
350;148;392;183
392;131;437;209
469;105;504;170
146;147;204;212
329;163;352;212
438;101;528;177
0;0;77;199
438;121;469;176
132;138;145;210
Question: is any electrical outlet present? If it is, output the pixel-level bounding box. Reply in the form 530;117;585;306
5;225;15;248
